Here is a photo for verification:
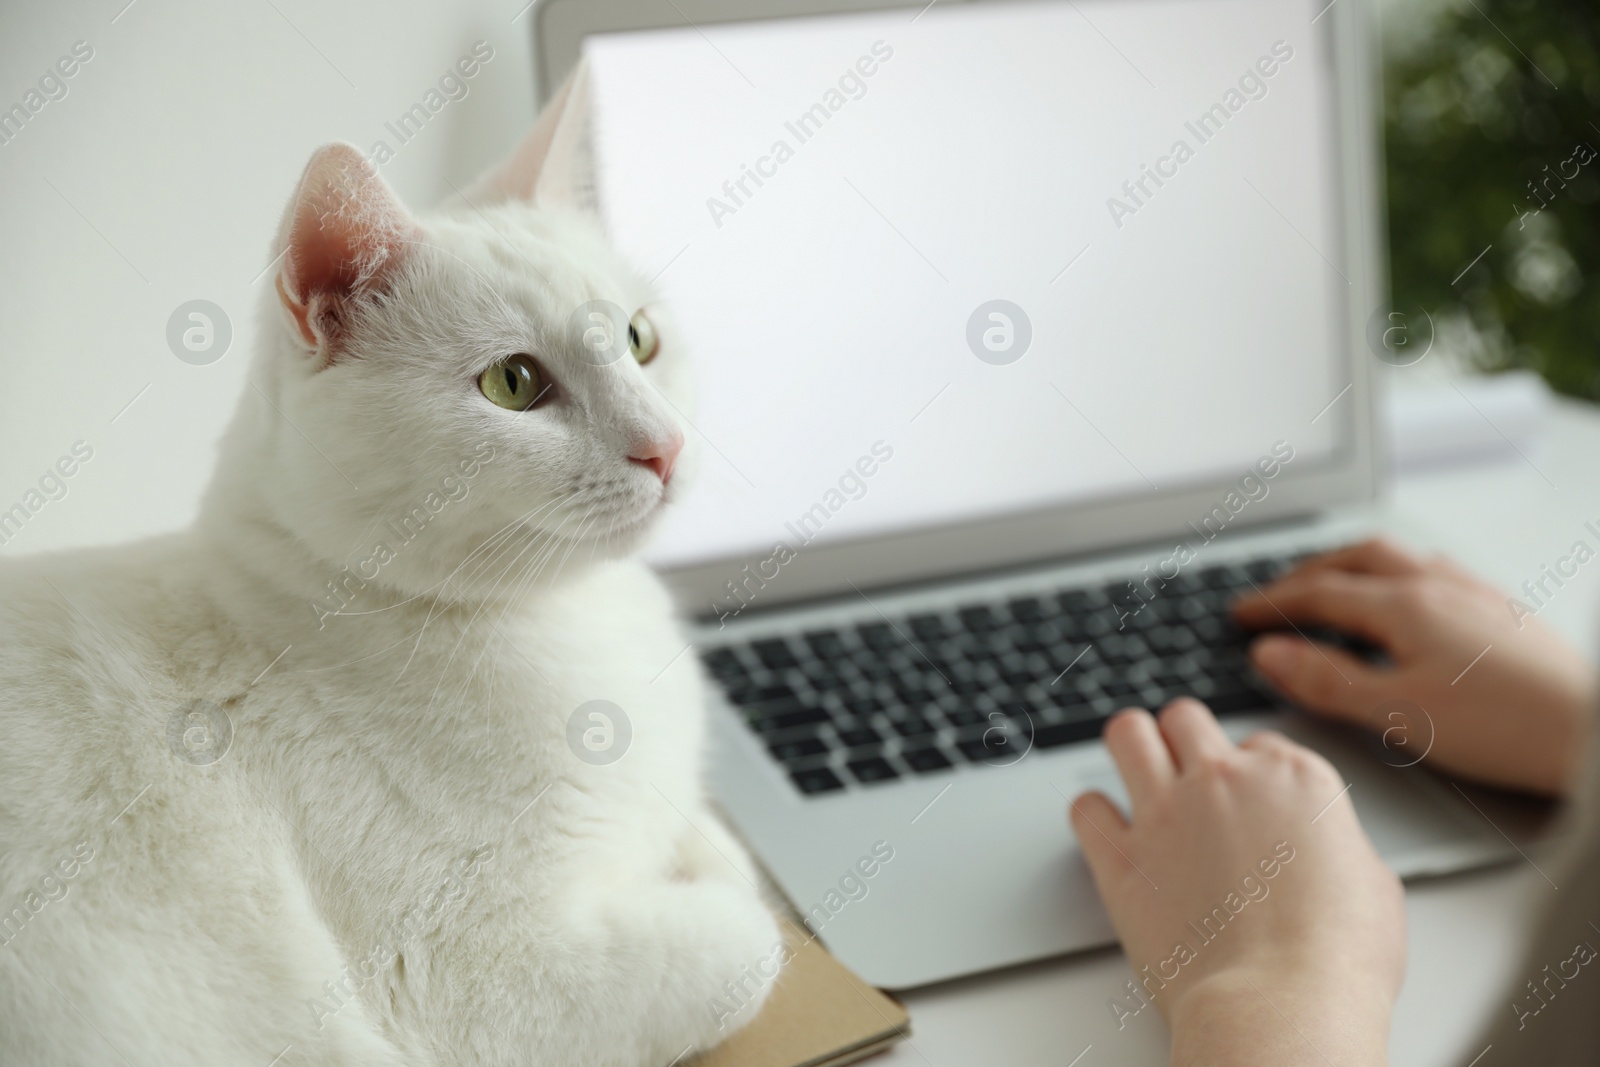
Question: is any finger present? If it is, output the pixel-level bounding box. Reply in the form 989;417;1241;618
1102;708;1176;813
1068;790;1134;885
1285;537;1426;579
1232;570;1400;646
1250;634;1386;722
1156;697;1233;771
1239;728;1295;755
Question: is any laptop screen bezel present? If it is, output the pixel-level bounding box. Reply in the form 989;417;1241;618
530;0;1387;613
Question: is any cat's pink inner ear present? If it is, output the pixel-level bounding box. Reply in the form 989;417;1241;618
276;143;414;359
463;59;593;212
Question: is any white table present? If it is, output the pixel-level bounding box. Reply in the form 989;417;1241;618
879;399;1600;1067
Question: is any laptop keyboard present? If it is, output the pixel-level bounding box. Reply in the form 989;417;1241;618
699;549;1314;797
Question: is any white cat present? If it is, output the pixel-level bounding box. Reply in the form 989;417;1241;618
0;64;781;1066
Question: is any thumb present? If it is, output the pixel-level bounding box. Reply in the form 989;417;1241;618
1251;634;1384;722
1069;790;1134;889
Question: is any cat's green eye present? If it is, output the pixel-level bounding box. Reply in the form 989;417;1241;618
479;354;543;411
629;310;660;365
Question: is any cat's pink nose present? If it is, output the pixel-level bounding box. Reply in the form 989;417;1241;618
629;432;683;485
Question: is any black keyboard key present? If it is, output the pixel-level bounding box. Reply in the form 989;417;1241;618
1191;616;1243;646
998;698;1038;720
999;666;1037;687
954;735;994;761
1149;597;1185;624
943;707;990;729
755;705;830;732
742;693;806;716
855;658;894;681
1008;621;1054;647
1207;686;1274;713
750;638;799;671
1164;573;1203;595
1200;565;1251;590
958;605;1000;631
843;696;883;716
847;756;900;785
768;736;829;762
1081;612;1117;638
908;613;948;641
890;674;934;701
1147;627;1198;656
808;672;854;692
1097;634;1138;666
856;622;900;651
702;648;747;679
836;725;881;748
790;766;845;794
964;644;1002;665
1246;558;1289;584
1058;588;1108;615
889;715;935;737
1033;717;1109;748
955;729;1022;762
902;746;954;773
1049;693;1100;718
1007;596;1047;622
1117;608;1160;632
804;629;847;659
1150;666;1188;689
728;683;798;707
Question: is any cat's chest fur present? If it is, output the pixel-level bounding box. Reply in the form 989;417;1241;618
232;553;707;928
1;538;775;1065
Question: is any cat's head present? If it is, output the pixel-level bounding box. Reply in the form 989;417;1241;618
221;63;693;605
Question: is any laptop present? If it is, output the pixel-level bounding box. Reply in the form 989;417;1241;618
532;0;1515;988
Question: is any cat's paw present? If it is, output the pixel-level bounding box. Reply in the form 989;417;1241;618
682;881;786;1046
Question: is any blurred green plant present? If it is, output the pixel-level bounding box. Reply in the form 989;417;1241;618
1384;0;1600;397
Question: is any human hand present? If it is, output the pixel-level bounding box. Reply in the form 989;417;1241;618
1071;701;1404;1065
1234;538;1598;797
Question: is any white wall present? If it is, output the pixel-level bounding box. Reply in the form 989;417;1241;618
0;0;540;557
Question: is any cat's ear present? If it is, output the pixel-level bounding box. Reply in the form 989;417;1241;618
460;58;596;213
274;142;416;364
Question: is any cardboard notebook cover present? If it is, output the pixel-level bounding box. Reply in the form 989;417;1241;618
689;921;911;1067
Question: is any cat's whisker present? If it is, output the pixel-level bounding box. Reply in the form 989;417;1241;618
385;492;579;685
501;503;598;610
536;508;606;610
315;499;555;625
417;496;590;707
293;623;431;674
458;538;574;701
436;506;594;707
448;493;575;594
398;520;553;695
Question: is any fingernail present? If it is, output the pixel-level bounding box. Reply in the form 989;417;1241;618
1254;636;1297;673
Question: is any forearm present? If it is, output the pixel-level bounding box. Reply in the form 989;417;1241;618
1168;969;1392;1067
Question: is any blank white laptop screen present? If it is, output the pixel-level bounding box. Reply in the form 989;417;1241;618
582;0;1347;570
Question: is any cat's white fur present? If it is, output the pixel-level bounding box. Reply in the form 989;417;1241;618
0;64;781;1066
